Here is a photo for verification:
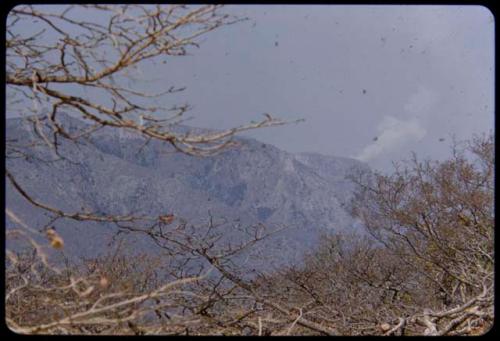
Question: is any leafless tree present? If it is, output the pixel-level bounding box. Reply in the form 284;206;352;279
5;4;301;335
5;4;494;336
226;133;493;336
6;4;299;223
5;205;285;334
7;5;293;153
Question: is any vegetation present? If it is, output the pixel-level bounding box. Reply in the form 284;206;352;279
5;4;493;335
6;134;493;335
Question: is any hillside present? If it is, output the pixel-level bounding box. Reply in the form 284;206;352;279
6;114;369;271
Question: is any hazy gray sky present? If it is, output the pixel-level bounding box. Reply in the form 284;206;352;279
8;5;495;172
147;5;494;171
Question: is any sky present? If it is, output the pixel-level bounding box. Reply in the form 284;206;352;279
7;5;495;172
152;5;495;171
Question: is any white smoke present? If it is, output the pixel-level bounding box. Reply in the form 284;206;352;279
354;85;437;162
354;115;426;162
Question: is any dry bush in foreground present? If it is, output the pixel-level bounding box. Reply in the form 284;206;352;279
5;5;493;334
247;133;493;336
5;135;493;336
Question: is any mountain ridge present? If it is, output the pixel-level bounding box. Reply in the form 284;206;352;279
6;114;369;271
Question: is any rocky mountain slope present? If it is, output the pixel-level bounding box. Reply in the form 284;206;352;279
5;114;369;272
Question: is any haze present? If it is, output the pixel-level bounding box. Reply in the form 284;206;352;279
7;5;495;171
152;5;495;171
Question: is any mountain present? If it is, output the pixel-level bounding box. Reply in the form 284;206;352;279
5;114;369;273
